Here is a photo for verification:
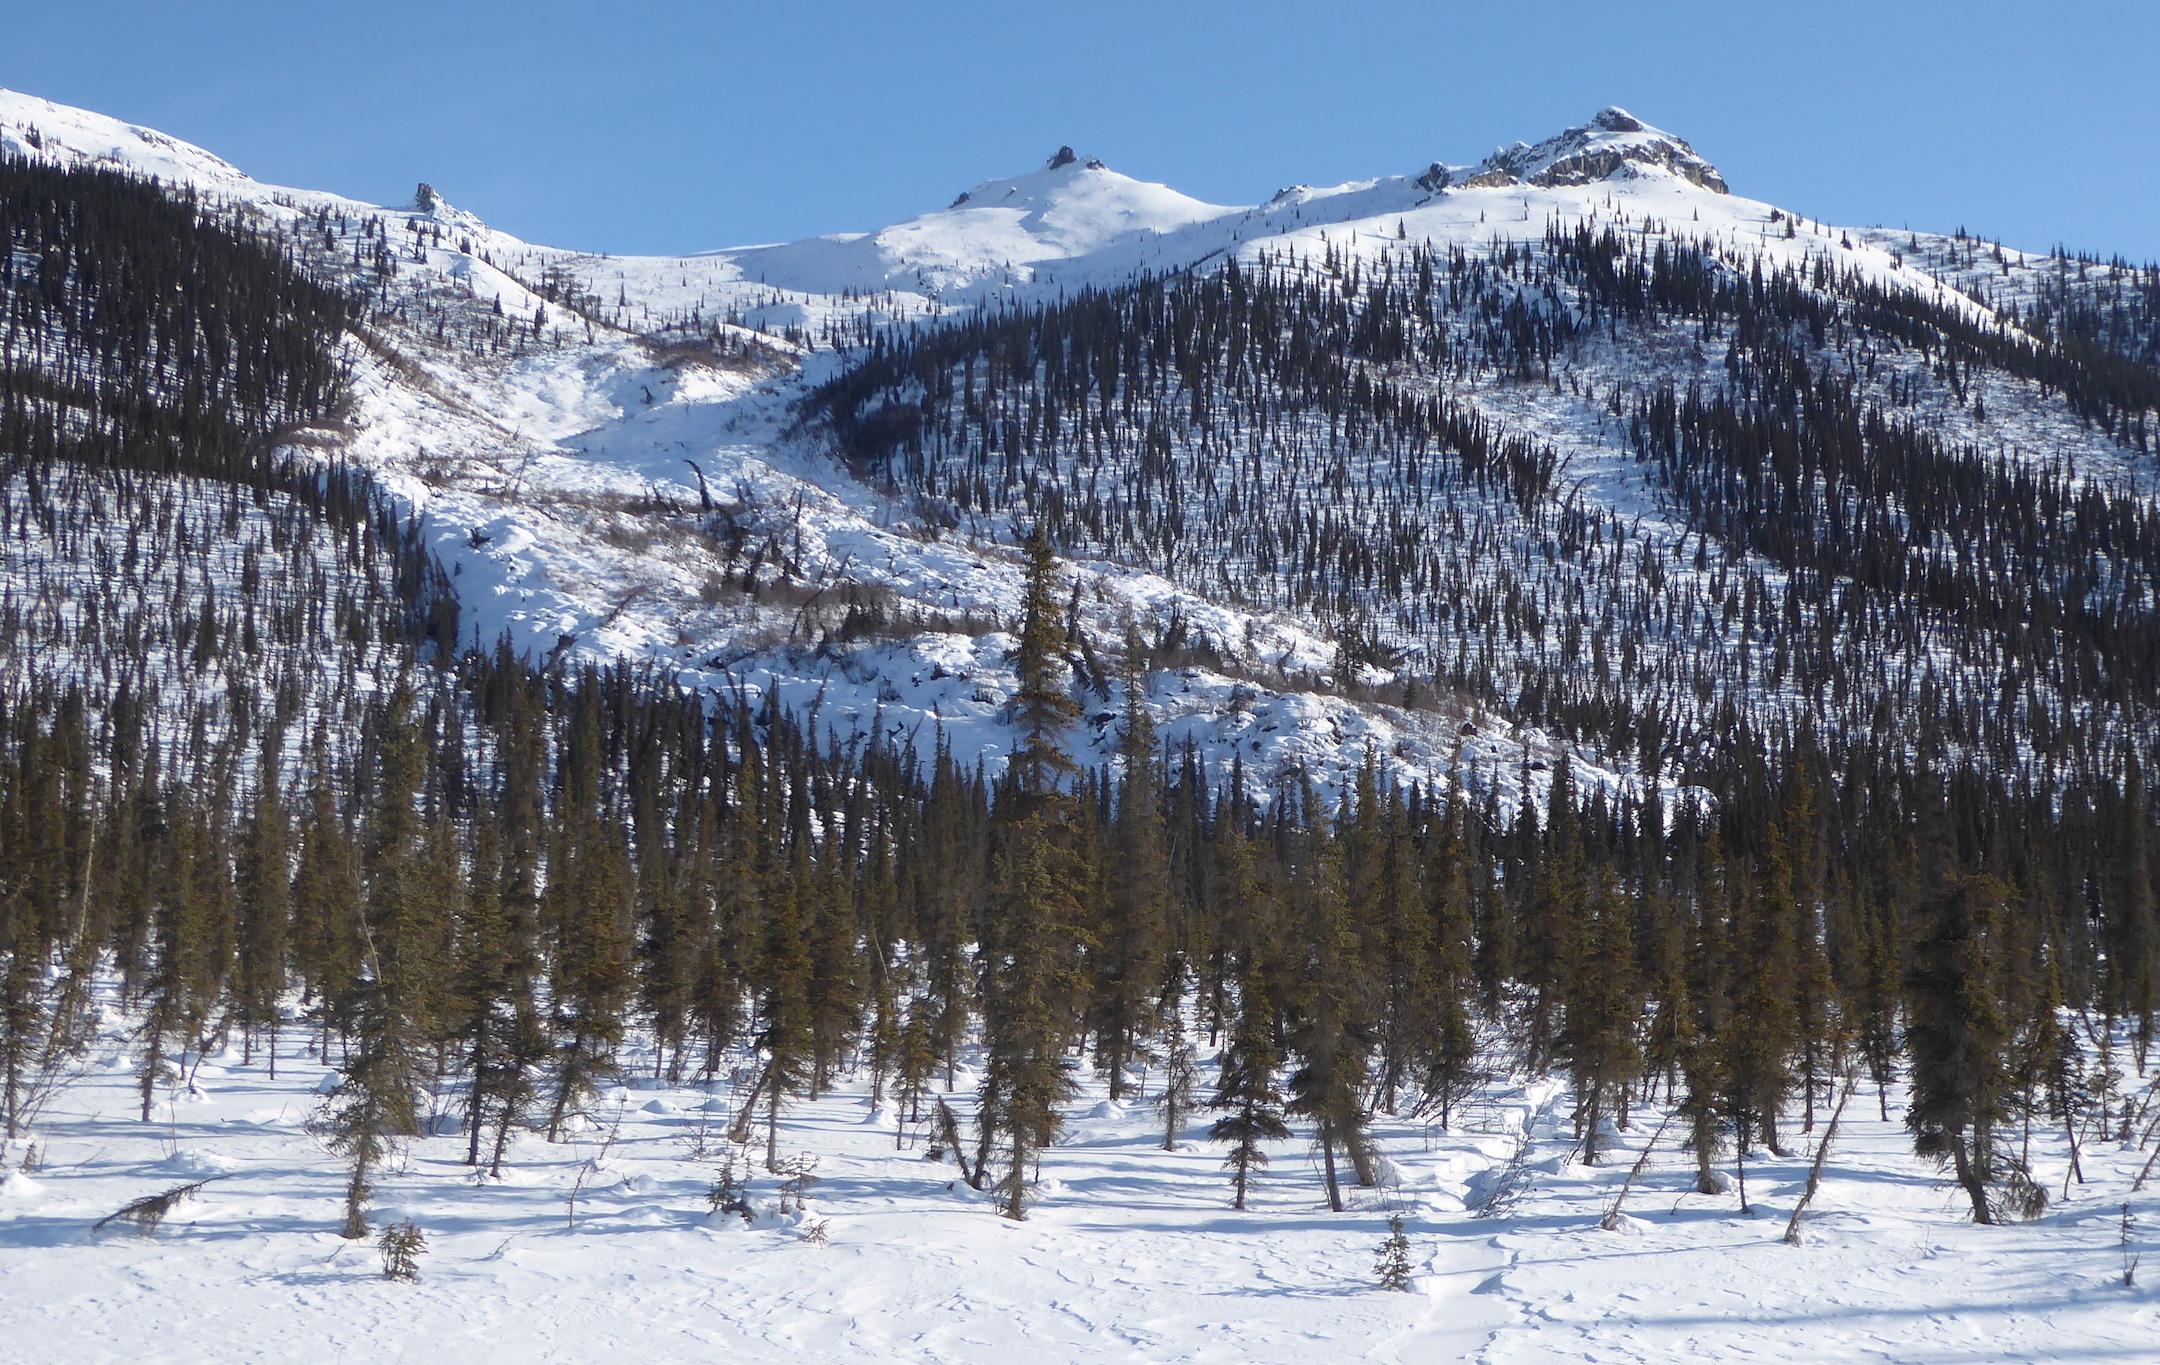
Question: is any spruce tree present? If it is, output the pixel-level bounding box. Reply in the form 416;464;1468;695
541;690;635;1142
1090;630;1168;1099
1906;875;2013;1224
232;754;291;1075
1209;970;1289;1209
978;807;1089;1220
1008;529;1082;792
1286;851;1377;1212
1560;865;1641;1164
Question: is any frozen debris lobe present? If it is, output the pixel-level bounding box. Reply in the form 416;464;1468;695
1418;106;1729;194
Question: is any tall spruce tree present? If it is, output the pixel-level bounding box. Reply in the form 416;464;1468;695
1090;631;1168;1098
1906;875;2014;1224
1209;970;1289;1209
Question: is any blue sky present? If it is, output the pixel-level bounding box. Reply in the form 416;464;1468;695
8;1;2157;259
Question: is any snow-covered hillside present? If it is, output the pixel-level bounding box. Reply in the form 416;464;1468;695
5;83;2158;831
0;90;1661;808
7;86;2160;1365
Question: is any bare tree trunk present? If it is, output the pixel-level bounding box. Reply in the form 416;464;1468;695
1002;1126;1028;1221
1319;1122;1344;1212
1949;1131;1994;1225
1692;1104;1722;1194
1601;1111;1674;1230
1784;1074;1853;1245
766;1084;782;1173
1735;1118;1751;1215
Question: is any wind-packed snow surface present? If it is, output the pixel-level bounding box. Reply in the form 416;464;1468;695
3;1010;2155;1363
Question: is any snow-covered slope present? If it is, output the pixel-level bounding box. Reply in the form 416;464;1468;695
1;87;2151;816
717;147;1236;300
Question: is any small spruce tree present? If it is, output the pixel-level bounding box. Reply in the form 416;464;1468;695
1375;1214;1414;1290
378;1220;425;1281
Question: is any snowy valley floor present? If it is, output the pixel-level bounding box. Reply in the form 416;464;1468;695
3;1029;2157;1364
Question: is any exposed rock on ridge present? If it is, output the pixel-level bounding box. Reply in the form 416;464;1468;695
1419;106;1728;194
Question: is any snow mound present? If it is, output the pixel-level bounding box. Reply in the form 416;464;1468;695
157;1150;232;1178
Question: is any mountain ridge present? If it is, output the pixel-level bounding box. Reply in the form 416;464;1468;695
2;85;2155;816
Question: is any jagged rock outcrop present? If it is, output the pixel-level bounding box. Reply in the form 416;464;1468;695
1420;107;1728;194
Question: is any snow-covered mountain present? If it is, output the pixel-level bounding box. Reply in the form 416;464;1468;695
2;88;2153;814
7;87;2160;1365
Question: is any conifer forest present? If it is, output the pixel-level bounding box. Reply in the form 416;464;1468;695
4;97;2160;1361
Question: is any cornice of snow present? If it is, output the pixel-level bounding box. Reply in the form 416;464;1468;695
692;109;1746;308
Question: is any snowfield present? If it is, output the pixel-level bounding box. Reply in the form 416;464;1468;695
2;1012;2155;1363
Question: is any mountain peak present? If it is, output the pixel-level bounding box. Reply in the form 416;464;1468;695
1420;107;1727;195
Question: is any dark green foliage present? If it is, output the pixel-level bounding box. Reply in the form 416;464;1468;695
1208;971;1289;1209
0;156;349;484
808;225;2160;829
1905;875;2014;1223
8;153;2160;1248
978;806;1090;1220
378;1219;426;1281
1375;1213;1414;1290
